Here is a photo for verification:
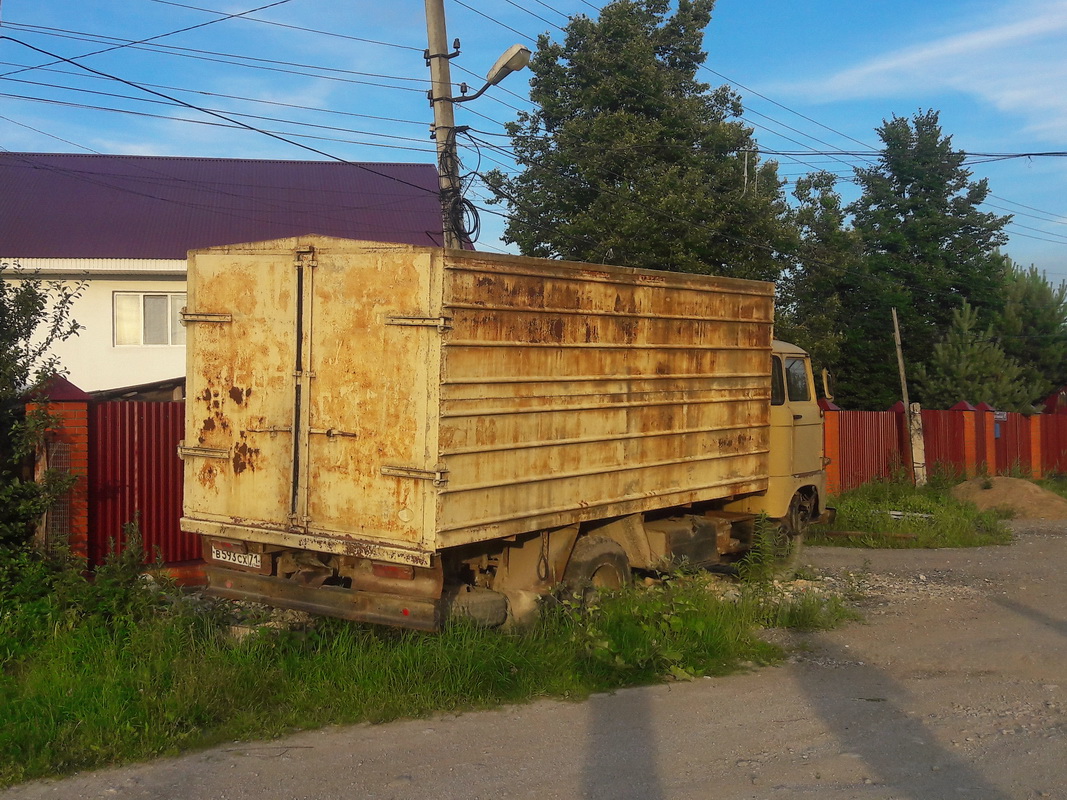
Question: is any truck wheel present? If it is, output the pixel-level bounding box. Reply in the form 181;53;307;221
561;536;631;605
773;493;815;578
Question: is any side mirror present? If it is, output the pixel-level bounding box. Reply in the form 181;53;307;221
821;368;835;401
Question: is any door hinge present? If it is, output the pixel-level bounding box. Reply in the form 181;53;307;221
381;465;449;487
246;425;292;435
179;310;232;326
178;443;230;460
385;315;453;332
309;428;359;439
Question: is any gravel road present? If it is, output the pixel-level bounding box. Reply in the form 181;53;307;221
5;521;1066;800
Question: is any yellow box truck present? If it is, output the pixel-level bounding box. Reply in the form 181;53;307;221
180;237;830;630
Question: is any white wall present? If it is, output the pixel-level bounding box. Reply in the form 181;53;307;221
55;276;188;391
6;259;188;392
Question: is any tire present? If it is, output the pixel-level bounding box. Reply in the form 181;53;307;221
561;536;631;605
772;492;815;579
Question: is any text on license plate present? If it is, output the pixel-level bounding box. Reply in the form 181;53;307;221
211;546;262;569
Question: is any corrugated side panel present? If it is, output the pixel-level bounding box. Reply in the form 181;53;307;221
836;411;904;492
922;409;968;478
1043;416;1067;473
89;401;192;566
434;252;774;546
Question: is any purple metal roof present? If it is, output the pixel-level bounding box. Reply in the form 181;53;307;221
0;152;445;258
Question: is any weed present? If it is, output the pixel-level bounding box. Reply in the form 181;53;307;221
0;537;859;787
807;477;1011;549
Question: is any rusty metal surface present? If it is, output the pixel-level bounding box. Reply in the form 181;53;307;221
435;250;774;545
204;566;439;631
182;244;301;533
89;401;193;566
182;238;775;562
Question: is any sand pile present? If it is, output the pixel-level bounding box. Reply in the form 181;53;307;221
950;476;1067;520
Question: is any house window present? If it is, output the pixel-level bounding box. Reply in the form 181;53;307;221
114;293;186;346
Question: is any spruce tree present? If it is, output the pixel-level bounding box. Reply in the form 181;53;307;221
991;262;1067;400
836;110;1010;409
914;302;1038;411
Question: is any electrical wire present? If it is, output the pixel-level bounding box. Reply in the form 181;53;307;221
0;0;295;79
148;0;424;51
0;36;442;196
1;22;432;88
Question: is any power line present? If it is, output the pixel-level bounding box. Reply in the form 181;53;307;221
1;22;431;89
0;92;437;153
0;36;442;195
148;0;423;51
0;0;295;79
1;77;435;145
451;0;535;42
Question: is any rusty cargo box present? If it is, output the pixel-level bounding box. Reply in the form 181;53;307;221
180;237;774;567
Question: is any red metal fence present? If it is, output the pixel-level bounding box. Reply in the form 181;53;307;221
87;401;192;568
824;405;1057;494
45;395;1067;569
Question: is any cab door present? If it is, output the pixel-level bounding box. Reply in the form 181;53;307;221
782;354;823;477
768;352;823;481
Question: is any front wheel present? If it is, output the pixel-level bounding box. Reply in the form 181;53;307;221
772;493;815;578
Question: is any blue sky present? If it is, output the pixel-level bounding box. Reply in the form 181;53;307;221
2;0;1065;278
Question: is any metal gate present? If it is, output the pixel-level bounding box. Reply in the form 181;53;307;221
88;401;194;567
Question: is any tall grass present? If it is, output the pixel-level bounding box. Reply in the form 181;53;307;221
810;476;1012;548
0;541;853;787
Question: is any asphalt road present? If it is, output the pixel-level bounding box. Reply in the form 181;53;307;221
5;522;1066;800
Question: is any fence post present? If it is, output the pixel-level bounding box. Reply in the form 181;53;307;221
29;377;92;560
820;399;841;495
1029;415;1043;479
975;402;997;475
950;402;978;478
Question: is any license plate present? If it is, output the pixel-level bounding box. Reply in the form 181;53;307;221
211;545;262;570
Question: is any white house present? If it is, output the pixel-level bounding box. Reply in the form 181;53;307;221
1;152;444;392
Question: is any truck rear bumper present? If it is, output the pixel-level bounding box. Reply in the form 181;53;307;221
205;566;440;631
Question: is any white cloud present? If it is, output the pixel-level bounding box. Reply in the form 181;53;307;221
781;0;1067;144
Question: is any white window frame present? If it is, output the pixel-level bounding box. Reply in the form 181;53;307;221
113;292;187;347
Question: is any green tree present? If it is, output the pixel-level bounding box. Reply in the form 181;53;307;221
914;301;1039;410
775;171;863;373
0;262;83;548
484;0;794;281
835;109;1011;409
990;261;1067;400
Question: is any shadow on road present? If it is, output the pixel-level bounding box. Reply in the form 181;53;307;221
794;636;1014;799
582;687;665;800
992;596;1067;638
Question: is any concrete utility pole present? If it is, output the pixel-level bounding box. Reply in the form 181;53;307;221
892;307;927;486
424;0;461;249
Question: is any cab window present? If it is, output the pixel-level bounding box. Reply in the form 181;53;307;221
785;357;811;402
771;356;785;406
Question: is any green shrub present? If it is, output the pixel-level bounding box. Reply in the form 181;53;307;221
810;478;1011;548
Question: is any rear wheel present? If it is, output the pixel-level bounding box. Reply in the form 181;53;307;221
561;536;631;605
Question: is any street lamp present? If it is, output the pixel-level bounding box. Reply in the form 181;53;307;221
454;44;532;104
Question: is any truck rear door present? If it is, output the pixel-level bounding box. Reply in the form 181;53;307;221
182;247;300;530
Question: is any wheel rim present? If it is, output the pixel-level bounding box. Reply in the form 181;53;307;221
590;563;623;590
